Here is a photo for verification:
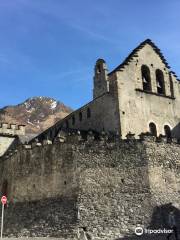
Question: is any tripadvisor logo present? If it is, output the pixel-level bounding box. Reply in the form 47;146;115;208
135;227;143;236
135;226;173;236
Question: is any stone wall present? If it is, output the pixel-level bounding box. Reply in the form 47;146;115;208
61;93;120;134
0;123;25;136
76;139;151;239
0;135;179;239
0;142;79;202
2;197;78;239
76;138;180;239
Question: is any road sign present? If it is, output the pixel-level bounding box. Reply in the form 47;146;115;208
1;196;7;205
1;196;7;239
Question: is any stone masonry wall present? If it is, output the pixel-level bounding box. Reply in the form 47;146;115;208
2;197;78;239
0;136;179;239
0;123;25;136
75;139;180;239
0;143;79;202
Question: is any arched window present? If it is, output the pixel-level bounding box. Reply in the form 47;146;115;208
141;65;152;91
87;108;91;118
164;125;171;138
79;112;82;121
72;115;75;125
169;75;174;97
156;69;165;95
149;122;157;136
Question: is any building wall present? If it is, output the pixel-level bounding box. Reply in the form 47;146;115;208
35;89;120;142
116;44;180;138
0;136;179;239
62;92;120;133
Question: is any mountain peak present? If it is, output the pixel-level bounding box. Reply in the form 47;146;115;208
0;97;73;134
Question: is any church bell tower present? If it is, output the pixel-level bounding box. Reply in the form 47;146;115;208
93;59;109;99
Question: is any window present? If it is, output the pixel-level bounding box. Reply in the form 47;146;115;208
65;120;69;128
169;75;174;97
156;69;165;95
164;125;171;138
141;65;152;91
72;115;75;125
87;108;91;118
50;130;53;138
79;112;82;121
97;64;101;74
149;122;157;136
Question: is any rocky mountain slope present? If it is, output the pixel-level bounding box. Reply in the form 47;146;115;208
0;97;73;134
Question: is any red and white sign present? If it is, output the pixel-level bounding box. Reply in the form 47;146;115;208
1;196;7;205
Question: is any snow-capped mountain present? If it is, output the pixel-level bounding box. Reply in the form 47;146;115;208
0;97;73;134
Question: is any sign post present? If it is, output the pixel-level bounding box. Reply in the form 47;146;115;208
1;196;7;239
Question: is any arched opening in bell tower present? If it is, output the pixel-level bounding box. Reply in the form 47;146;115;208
141;65;152;91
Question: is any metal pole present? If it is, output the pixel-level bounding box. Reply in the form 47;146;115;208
1;204;4;239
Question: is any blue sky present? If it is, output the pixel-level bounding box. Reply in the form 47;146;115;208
0;0;180;109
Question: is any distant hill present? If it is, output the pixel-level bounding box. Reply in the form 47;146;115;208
0;97;73;134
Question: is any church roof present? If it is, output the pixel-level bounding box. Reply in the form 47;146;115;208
108;39;178;79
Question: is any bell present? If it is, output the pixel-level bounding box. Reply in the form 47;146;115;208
143;77;147;83
157;81;161;88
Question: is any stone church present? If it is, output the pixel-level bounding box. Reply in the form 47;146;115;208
0;39;179;239
31;38;180;142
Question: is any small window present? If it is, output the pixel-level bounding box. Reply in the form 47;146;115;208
87;108;91;118
65;120;69;128
97;64;101;74
169;75;174;97
149;122;157;137
72;115;75;125
156;69;165;95
79;112;82;121
164;125;171;138
141;65;152;91
50;130;53;138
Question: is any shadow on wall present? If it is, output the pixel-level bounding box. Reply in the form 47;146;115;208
115;203;180;240
172;122;180;139
1;179;8;197
3;197;78;238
